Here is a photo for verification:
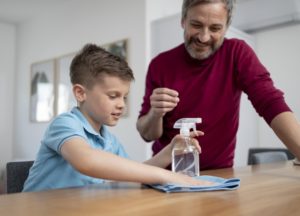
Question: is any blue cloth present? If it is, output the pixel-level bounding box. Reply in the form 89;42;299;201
149;175;240;193
23;107;129;192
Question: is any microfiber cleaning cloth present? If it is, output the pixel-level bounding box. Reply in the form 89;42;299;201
149;175;240;193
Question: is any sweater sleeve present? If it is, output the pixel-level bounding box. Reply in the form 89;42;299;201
138;57;160;118
234;40;291;125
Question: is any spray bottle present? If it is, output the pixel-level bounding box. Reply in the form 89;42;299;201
172;118;202;177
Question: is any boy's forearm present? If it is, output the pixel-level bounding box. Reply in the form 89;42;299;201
61;138;210;186
86;151;169;184
143;145;172;168
64;142;166;184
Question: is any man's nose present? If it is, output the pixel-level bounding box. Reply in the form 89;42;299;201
197;29;210;43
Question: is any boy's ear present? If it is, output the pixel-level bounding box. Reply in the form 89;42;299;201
73;84;86;102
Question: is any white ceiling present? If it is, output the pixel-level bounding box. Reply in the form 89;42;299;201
0;0;71;24
0;0;255;25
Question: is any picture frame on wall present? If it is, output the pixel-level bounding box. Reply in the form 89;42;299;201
102;38;129;61
56;53;77;115
30;59;55;122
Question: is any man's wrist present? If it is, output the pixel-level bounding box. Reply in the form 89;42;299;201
149;108;165;119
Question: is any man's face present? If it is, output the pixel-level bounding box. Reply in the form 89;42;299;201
182;2;228;60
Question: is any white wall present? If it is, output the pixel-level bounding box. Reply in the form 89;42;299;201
254;24;300;148
13;0;147;162
0;22;15;193
145;0;182;64
146;0;182;22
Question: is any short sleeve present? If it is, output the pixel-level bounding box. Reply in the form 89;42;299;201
112;136;129;159
42;113;87;154
138;59;158;118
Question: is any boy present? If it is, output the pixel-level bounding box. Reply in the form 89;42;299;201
23;44;208;192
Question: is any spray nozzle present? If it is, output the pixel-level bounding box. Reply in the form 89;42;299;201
173;118;202;136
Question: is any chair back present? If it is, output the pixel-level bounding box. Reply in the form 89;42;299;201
6;161;34;193
251;151;288;165
248;148;294;165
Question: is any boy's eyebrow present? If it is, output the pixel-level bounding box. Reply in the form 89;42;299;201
106;90;129;95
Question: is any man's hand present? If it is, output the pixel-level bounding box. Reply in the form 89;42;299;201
136;88;180;141
150;88;179;117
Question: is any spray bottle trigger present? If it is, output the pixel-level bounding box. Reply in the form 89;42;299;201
192;125;196;133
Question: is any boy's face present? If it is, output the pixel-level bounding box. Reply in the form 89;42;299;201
78;74;130;131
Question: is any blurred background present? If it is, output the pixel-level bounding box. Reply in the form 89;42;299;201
0;0;299;193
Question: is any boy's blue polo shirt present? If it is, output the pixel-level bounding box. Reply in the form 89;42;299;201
23;107;129;192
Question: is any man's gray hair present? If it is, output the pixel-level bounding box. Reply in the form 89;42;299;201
181;0;236;25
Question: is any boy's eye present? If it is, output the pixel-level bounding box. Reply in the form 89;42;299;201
108;95;117;99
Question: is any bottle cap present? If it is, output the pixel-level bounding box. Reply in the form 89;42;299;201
174;118;202;136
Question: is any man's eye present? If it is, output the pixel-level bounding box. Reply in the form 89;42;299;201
191;23;202;29
109;95;117;99
210;26;222;32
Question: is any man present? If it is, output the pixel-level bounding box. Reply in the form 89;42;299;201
137;0;300;170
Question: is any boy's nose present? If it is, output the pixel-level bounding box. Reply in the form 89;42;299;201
117;99;126;108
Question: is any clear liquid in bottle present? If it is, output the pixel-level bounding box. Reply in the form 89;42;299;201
172;139;199;177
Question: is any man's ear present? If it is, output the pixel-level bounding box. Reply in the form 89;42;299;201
181;18;185;29
73;84;86;102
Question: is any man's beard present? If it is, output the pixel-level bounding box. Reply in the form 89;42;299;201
184;35;224;60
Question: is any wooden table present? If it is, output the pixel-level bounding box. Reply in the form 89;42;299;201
0;162;299;216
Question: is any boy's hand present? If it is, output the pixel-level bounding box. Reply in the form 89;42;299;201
170;172;214;186
170;130;204;153
144;130;204;168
